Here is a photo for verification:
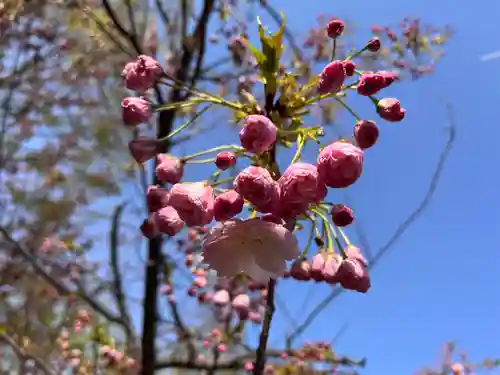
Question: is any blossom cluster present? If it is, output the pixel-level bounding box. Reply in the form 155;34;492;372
119;18;408;293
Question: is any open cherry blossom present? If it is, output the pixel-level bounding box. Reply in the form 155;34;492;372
202;218;300;282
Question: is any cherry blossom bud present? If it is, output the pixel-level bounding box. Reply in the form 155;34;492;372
121;97;152;126
239;115;277;153
187;287;197;297
155;206;184;236
377;98;406;122
357;73;394;96
128;137;161;164
234;166;279;213
155;154;184;184
338;257;370;293
168;183;214;227
276;162;327;216
146;185;170;212
160;284;172;295
354;120;379;149
310;253;326;282
213;289;230;306
317;60;346;94
244;362;254;372
323;254;342;284
140;215;158;238
342;60;356;77
327;19;345;38
215;151;237;170
232;293;251;319
317;141;364;188
290;258;311;281
366;37;381;52
214;190;244;221
331;204;354;227
122;55;164;92
193;276;207;288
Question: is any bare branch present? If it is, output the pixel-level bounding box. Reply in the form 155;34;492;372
109;203;136;343
0;332;57;375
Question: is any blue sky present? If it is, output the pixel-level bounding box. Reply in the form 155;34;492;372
120;0;500;373
250;0;500;373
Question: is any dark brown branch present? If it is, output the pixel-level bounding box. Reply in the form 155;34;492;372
109;203;135;343
141;2;215;373
156;349;365;370
101;0;143;54
286;104;458;346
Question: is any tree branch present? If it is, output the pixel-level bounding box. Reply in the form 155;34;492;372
109;203;136;343
0;227;132;333
0;332;57;375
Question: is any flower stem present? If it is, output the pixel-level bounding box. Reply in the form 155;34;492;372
331;38;337;61
184;158;216;164
163;104;212;140
334;96;361;121
290;134;305;164
209;177;234;188
312;209;334;251
302;220;317;257
182;145;244;161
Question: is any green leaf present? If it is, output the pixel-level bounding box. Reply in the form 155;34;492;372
254;12;286;96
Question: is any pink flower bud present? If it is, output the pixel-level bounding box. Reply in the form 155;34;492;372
331;204;354;227
290;258;311;281
276;162;327;216
122;55;164;92
232;293;251;318
140;215;158;238
155;206;185;236
377;98;406;122
342;60;356;77
160;284;172;295
214;190;244;221
327;19;345;38
244;362;254;372
193;276;207;288
146;185;170;212
338;257;370;293
357;73;394;96
239;115;277;153
168;183;214;227
317;60;346;94
317;141;364;188
215;151;237;170
234;166;279;213
155;154;184;184
310;253;326;282
366;37;381;52
213;289;230;306
323;254;342;284
128;137;161;164
121;97;152;126
354;120;379;149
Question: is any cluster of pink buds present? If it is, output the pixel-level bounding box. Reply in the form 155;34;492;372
286;246;370;293
187;272;267;324
201;329;227;353
100;346;137;373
